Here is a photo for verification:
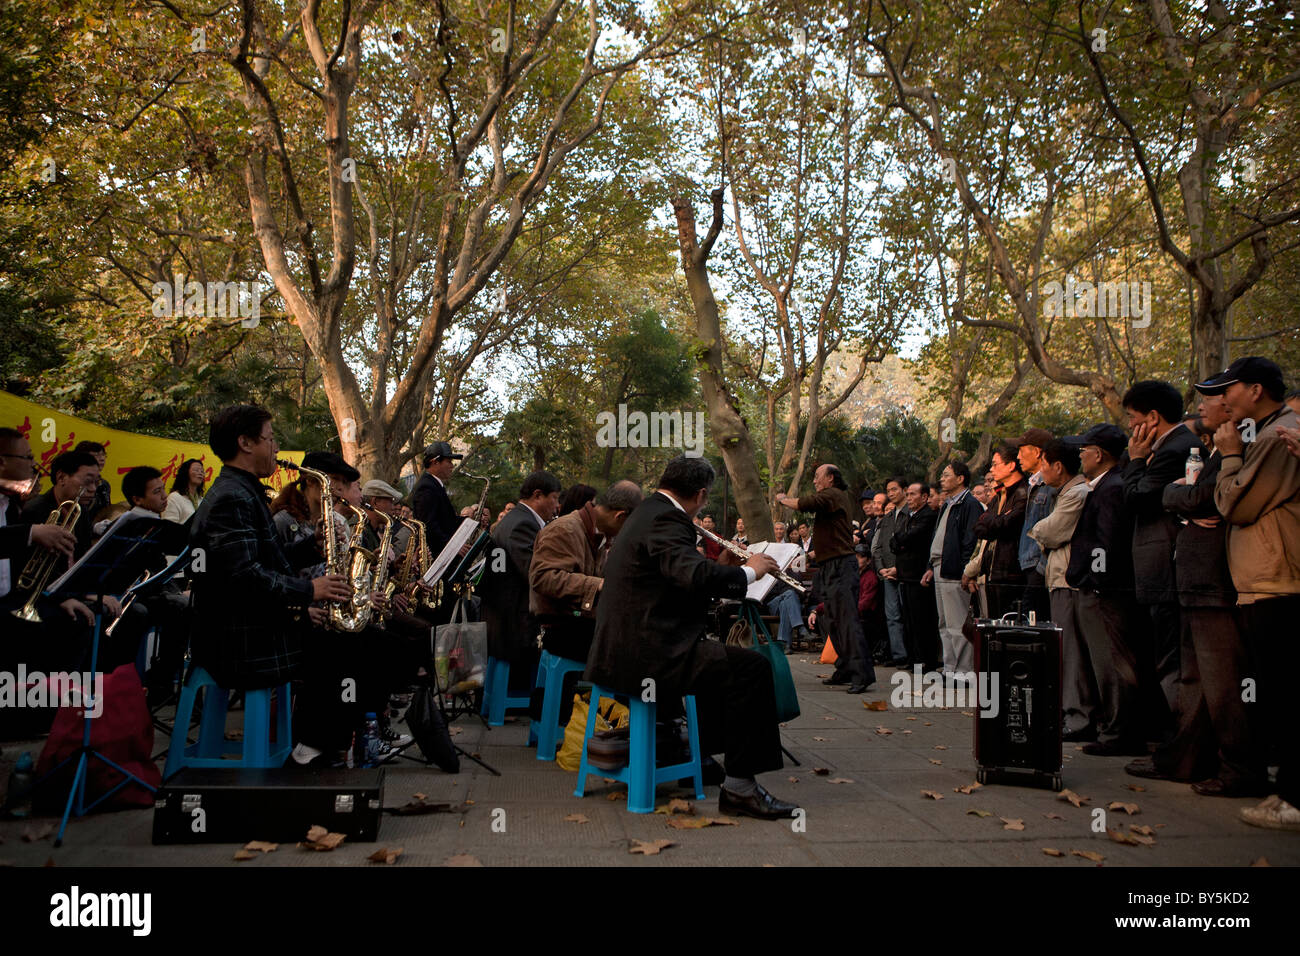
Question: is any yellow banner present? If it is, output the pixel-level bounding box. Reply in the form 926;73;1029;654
0;390;304;500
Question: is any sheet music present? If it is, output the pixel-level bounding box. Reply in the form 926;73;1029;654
422;517;480;585
744;540;802;602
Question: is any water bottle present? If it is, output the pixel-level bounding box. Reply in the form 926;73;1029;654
362;713;381;767
4;752;35;818
1185;446;1204;485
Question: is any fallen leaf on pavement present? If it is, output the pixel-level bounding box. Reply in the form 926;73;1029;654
875;727;893;735
629;839;675;855
812;767;830;775
813;736;828;741
653;798;694;815
821;716;837;721
1125;784;1146;792
1042;848;1064;857
966;809;993;818
863;700;888;711
816;674;829;679
388;797;456;815
1001;818;1025;831
1130;825;1155;836
921;790;944;800
906;716;918;721
961;711;974;717
828;777;854;784
933;745;947;751
300;826;346;851
443;853;483;866
788;776;799;783
1108;828;1141;846
368;847;404;864
1058;789;1090;808
1252;858;1271;867
564;813;589;824
606;792;623;801
929;759;943;765
244;841;278;853
412;792;427;800
924;722;933;726
1107;801;1140;815
1071;849;1104;862
665;816;737;829
233;849;258;861
1043;813;1065;820
954;782;982;794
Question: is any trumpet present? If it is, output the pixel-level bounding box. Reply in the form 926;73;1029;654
696;523;806;593
10;499;80;623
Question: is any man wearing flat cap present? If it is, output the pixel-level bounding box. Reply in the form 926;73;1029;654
360;478;410;557
411;441;463;556
1064;423;1145;758
1197;357;1300;831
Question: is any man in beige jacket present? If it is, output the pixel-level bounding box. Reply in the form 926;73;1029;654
1201;357;1300;831
1027;440;1095;741
528;480;642;724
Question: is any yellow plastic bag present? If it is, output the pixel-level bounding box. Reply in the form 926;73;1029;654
556;691;629;771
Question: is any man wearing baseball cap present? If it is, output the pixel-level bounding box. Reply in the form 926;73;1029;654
1063;424;1145;757
411;441;464;556
1199;356;1300;831
1015;427;1056;623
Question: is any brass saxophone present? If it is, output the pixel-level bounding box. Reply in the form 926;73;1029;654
360;500;394;623
10;499;80;624
278;459;374;632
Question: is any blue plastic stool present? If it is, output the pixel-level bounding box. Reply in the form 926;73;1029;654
533;651;587;761
573;686;704;813
164;667;292;780
481;656;534;729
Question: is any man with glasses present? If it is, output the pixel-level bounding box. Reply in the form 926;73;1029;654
189;405;351;694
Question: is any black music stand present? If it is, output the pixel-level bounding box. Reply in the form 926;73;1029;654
37;514;190;847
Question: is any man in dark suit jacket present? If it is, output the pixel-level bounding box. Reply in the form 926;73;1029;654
1065;424;1144;757
1121;380;1201;730
1127;392;1265;794
478;470;561;691
410;441;462;556
587;456;797;820
891;482;940;671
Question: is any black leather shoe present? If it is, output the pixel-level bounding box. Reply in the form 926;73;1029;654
1081;740;1149;757
718;784;799;820
1123;758;1175;779
822;676;849;686
845;683;871;694
1191;777;1269;798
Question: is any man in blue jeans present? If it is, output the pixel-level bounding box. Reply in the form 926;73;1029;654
870;477;909;665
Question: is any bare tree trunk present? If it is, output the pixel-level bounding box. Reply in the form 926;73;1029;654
672;188;774;543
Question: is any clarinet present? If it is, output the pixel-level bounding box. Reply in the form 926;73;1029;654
696;523;807;593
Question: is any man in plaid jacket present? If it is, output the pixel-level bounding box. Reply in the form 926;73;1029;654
189;405;350;689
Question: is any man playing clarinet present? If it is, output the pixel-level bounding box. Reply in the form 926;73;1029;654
586;456;798;820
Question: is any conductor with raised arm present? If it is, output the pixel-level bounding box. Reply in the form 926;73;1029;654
778;463;875;693
586;456;798;820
